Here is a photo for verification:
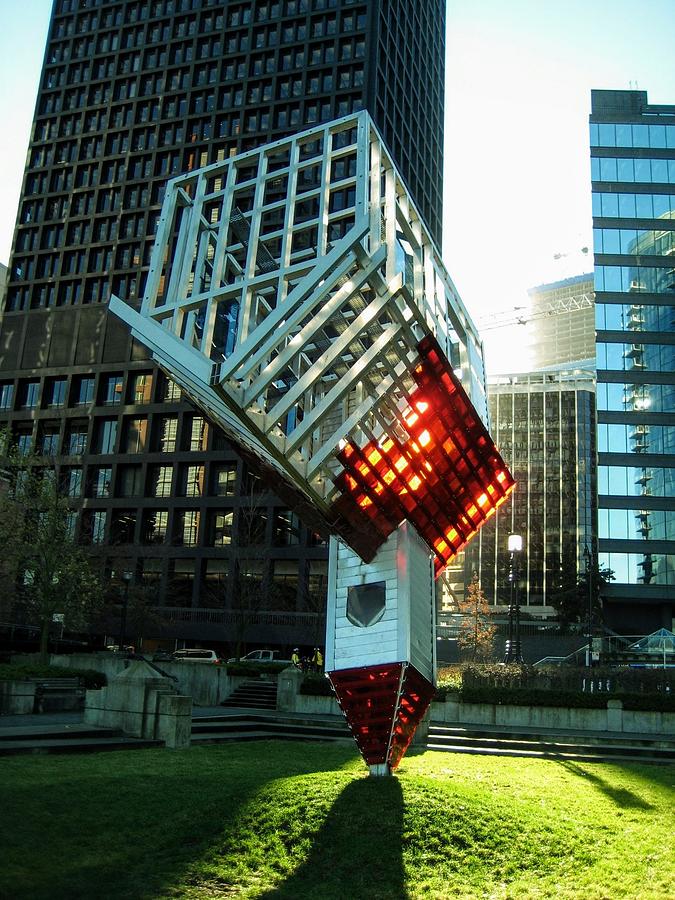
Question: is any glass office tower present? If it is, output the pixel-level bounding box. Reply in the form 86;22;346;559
590;89;675;633
0;0;446;651
462;366;596;617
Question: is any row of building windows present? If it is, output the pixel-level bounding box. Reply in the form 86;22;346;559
595;302;674;332
596;381;674;415
53;461;238;500
0;372;178;412
593;227;675;256
592;191;675;220
598;507;675;542
598;422;675;455
591;156;675;185
593;265;675;294
597;551;674;586
596;341;675;373
598;464;674;498
10;413;214;458
590;121;675;149
77;505;309;548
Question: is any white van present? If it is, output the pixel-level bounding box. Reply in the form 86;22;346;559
172;649;220;664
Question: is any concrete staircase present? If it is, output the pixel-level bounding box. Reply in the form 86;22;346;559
0;723;163;756
220;679;278;710
426;723;675;764
192;712;351;745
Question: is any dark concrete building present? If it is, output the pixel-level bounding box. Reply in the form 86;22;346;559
0;0;447;652
590;89;675;633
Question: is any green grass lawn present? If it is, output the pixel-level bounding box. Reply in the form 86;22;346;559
1;742;673;900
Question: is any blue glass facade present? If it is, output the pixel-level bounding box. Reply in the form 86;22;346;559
591;90;675;632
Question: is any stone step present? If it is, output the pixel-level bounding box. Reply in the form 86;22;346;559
192;715;350;742
221;681;279;710
427;726;675;763
0;736;163;756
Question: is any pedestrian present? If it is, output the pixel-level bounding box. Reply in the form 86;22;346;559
312;647;323;672
291;647;300;668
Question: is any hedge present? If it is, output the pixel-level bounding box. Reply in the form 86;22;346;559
299;673;333;696
0;664;106;689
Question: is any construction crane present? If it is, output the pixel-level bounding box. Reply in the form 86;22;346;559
476;288;594;332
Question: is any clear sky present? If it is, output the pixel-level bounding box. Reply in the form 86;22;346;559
1;0;674;370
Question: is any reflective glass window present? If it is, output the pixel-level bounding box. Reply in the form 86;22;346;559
632;124;649;148
618;193;636;218
617;158;633;182
635;194;653;217
615;123;632;147
649;125;667;148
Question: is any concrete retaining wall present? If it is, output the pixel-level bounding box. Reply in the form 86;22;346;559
431;697;675;735
0;681;36;714
43;653;241;706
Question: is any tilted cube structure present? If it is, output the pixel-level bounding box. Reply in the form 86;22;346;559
110;112;514;773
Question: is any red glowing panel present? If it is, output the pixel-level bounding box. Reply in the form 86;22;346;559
328;662;435;770
331;335;515;573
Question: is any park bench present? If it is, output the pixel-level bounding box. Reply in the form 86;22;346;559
32;677;85;713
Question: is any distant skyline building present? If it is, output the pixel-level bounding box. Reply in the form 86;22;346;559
464;365;596;618
590;88;675;633
0;0;447;651
526;273;595;371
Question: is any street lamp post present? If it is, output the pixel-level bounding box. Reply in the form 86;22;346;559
583;545;594;667
504;533;523;664
119;570;133;652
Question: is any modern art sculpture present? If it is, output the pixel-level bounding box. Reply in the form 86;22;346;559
110;112;514;775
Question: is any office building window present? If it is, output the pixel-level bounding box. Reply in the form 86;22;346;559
65;421;88;455
274;509;302;545
111;510;137;544
176;510;200;547
19;380;40;409
143;510;169;544
148;464;173;497
154;416;178;452
118;464;143;497
90;465;112;498
101;374;124;405
180;463;205;497
129;372;153;404
122;417;148;453
211;463;237;496
94;418;118;454
63;467;83;498
45;377;67;408
185;415;208;451
209;510;233;547
0;383;14;410
39;424;60;456
73;376;95;406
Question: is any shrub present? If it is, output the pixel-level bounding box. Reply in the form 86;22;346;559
299;673;333;696
0;664;106;689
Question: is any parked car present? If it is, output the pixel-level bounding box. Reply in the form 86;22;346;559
226;649;293;665
151;649;174;662
172;649;221;664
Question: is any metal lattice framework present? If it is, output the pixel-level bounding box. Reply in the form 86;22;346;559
110;112;500;565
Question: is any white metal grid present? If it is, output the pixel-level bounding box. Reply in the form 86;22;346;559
110;112;486;513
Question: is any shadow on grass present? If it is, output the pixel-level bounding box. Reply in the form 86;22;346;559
558;760;654;809
260;776;408;900
0;742;358;900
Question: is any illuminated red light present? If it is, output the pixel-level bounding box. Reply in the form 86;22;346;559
332;335;515;573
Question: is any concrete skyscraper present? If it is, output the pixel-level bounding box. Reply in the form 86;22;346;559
0;0;447;651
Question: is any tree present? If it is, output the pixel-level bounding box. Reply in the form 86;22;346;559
0;437;103;663
457;572;496;661
550;560;614;628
